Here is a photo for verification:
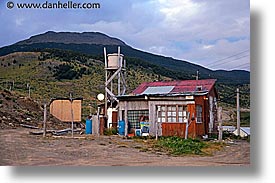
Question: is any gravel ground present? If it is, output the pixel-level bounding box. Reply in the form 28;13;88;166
0;128;250;166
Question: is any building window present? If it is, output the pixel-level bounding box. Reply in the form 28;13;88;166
127;110;149;129
157;105;188;123
196;105;203;123
167;105;177;122
178;106;188;123
157;106;166;122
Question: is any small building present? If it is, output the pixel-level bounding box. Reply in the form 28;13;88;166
233;127;250;137
50;98;82;122
117;79;218;138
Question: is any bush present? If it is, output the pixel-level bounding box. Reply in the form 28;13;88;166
156;136;207;155
104;128;118;136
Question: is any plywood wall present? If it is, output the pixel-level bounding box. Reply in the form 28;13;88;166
50;100;82;122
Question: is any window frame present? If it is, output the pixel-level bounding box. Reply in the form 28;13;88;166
196;105;203;123
157;105;188;123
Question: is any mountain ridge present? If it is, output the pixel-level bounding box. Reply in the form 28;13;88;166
15;31;127;46
0;31;250;85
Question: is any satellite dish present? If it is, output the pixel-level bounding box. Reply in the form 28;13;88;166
97;93;105;101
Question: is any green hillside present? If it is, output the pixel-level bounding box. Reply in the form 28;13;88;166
0;31;250;120
0;48;250;106
0;40;250;85
0;50;170;118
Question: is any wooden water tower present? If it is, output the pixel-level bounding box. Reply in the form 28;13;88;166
104;46;127;115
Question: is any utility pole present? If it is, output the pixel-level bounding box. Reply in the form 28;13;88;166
218;107;223;142
236;88;240;136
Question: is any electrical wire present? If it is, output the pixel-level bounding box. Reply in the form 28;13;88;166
206;49;250;67
229;62;250;70
209;55;249;68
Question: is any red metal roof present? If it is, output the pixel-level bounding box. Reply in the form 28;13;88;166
132;79;217;95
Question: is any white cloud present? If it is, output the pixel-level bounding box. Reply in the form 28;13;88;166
0;0;250;70
202;45;214;50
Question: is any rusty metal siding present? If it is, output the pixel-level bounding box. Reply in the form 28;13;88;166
162;123;186;137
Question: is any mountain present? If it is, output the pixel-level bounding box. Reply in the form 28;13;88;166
0;31;250;85
16;31;127;46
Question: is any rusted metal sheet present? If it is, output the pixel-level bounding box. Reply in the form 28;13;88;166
112;111;118;130
161;123;186;138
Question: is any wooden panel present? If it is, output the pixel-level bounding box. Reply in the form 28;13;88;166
112;111;118;130
50;100;82;122
194;96;208;136
161;123;186;138
119;101;148;110
99;117;106;135
187;104;196;138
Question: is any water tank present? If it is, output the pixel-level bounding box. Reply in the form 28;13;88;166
107;53;124;69
85;119;92;134
118;120;125;135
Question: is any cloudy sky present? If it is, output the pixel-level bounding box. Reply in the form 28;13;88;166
0;0;250;71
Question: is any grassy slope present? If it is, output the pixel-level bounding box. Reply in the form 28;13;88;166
0;51;167;118
0;43;250;84
0;50;250;124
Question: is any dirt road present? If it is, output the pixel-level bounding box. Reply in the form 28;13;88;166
0;128;250;166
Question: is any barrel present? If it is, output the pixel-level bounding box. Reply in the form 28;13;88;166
118;120;125;135
85;119;92;134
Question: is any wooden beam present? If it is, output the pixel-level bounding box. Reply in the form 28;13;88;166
218;107;223;142
43;103;47;137
105;67;122;86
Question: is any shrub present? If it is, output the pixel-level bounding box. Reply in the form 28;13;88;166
104;127;118;136
156;136;207;155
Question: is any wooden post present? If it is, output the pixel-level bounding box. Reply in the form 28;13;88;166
29;86;31;98
104;47;108;118
236;88;240;136
70;93;74;138
117;46;121;96
89;104;92;116
124;101;128;136
97;107;100;136
218;107;223;142
27;83;31;98
185;112;190;140
156;106;161;140
43;103;47;137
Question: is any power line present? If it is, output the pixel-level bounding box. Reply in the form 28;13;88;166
228;62;250;70
210;54;249;68
206;49;250;66
238;64;250;69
